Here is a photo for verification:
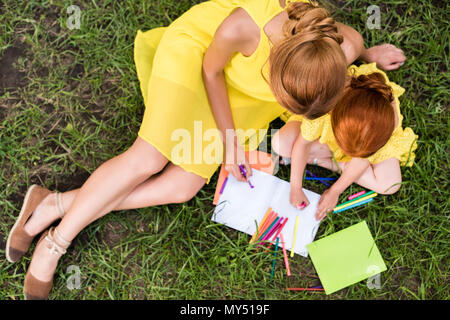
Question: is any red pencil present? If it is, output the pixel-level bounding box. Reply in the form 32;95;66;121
287;288;324;291
265;218;288;252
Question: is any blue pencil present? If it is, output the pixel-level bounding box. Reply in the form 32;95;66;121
304;177;337;181
333;198;374;213
306;170;330;187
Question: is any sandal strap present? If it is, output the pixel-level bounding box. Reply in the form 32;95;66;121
53;227;71;247
56;193;65;218
44;227;71;256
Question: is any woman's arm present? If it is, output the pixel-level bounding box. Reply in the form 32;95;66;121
315;157;370;220
202;8;259;181
337;22;406;70
289;133;313;209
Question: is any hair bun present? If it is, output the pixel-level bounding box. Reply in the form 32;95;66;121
350;72;394;102
284;2;343;44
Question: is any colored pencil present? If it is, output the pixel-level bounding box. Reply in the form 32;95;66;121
304;177;337;181
290;215;300;257
252;211;276;244
257;211;276;236
306;170;330;187
219;177;228;194
334;191;375;210
257;217;280;242
270;237;279;279
259;218;281;245
333;192;377;212
250;208;272;244
348;190;366;200
265;218;288;252
262;218;283;242
333;198;373;213
280;234;291;276
238;164;254;188
287;288;324;291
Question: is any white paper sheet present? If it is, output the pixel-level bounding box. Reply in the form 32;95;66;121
212;169;321;257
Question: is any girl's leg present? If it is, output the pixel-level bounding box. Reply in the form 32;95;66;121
272;121;402;194
26;161;206;284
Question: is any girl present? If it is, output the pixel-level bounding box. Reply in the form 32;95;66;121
6;0;405;299
272;63;418;221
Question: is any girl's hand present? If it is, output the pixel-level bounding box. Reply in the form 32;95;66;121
224;142;252;182
316;189;340;220
290;187;310;210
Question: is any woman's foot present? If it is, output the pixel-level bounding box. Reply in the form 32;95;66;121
24;227;71;300
23;192;65;237
6;185;55;263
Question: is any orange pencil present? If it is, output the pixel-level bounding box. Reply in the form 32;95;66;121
255;212;278;243
250;208;272;244
251;210;275;244
280;233;291;276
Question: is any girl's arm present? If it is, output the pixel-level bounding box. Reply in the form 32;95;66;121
202;8;259;181
337;22;406;70
315;157;370;220
289;133;313;209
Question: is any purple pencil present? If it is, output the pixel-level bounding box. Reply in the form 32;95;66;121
238;164;254;188
219;177;228;194
306;170;330;187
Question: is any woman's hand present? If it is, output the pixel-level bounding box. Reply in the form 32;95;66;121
316;188;340;221
362;44;406;71
224;142;252;182
290;187;310;210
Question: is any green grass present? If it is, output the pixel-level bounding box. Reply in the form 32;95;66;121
0;0;448;300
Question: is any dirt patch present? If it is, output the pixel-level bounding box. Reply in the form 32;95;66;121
103;221;127;247
0;40;29;95
0;232;6;251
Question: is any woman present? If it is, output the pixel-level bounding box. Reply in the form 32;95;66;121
6;0;406;299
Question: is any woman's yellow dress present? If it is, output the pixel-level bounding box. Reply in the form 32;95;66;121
134;0;305;183
287;63;418;167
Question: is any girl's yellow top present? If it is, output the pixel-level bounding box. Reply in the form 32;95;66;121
134;0;309;183
286;63;418;166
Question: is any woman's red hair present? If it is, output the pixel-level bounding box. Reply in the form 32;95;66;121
331;72;395;158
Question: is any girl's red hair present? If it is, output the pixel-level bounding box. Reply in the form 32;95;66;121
331;72;395;158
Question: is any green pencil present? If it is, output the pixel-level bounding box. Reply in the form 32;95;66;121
257;217;280;243
270;237;280;279
334;191;375;211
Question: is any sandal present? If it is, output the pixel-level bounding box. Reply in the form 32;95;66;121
24;226;71;300
6;185;65;263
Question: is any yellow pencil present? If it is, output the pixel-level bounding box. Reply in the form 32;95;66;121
290;215;300;257
333;192;378;212
250;207;272;244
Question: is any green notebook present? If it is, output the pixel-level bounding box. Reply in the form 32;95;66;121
306;221;386;295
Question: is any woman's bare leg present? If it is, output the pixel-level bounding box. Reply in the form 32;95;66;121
26;136;169;282
272;121;402;194
23;164;206;237
26;162;205;285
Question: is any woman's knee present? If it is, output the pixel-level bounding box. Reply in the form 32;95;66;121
124;138;168;177
171;185;201;203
